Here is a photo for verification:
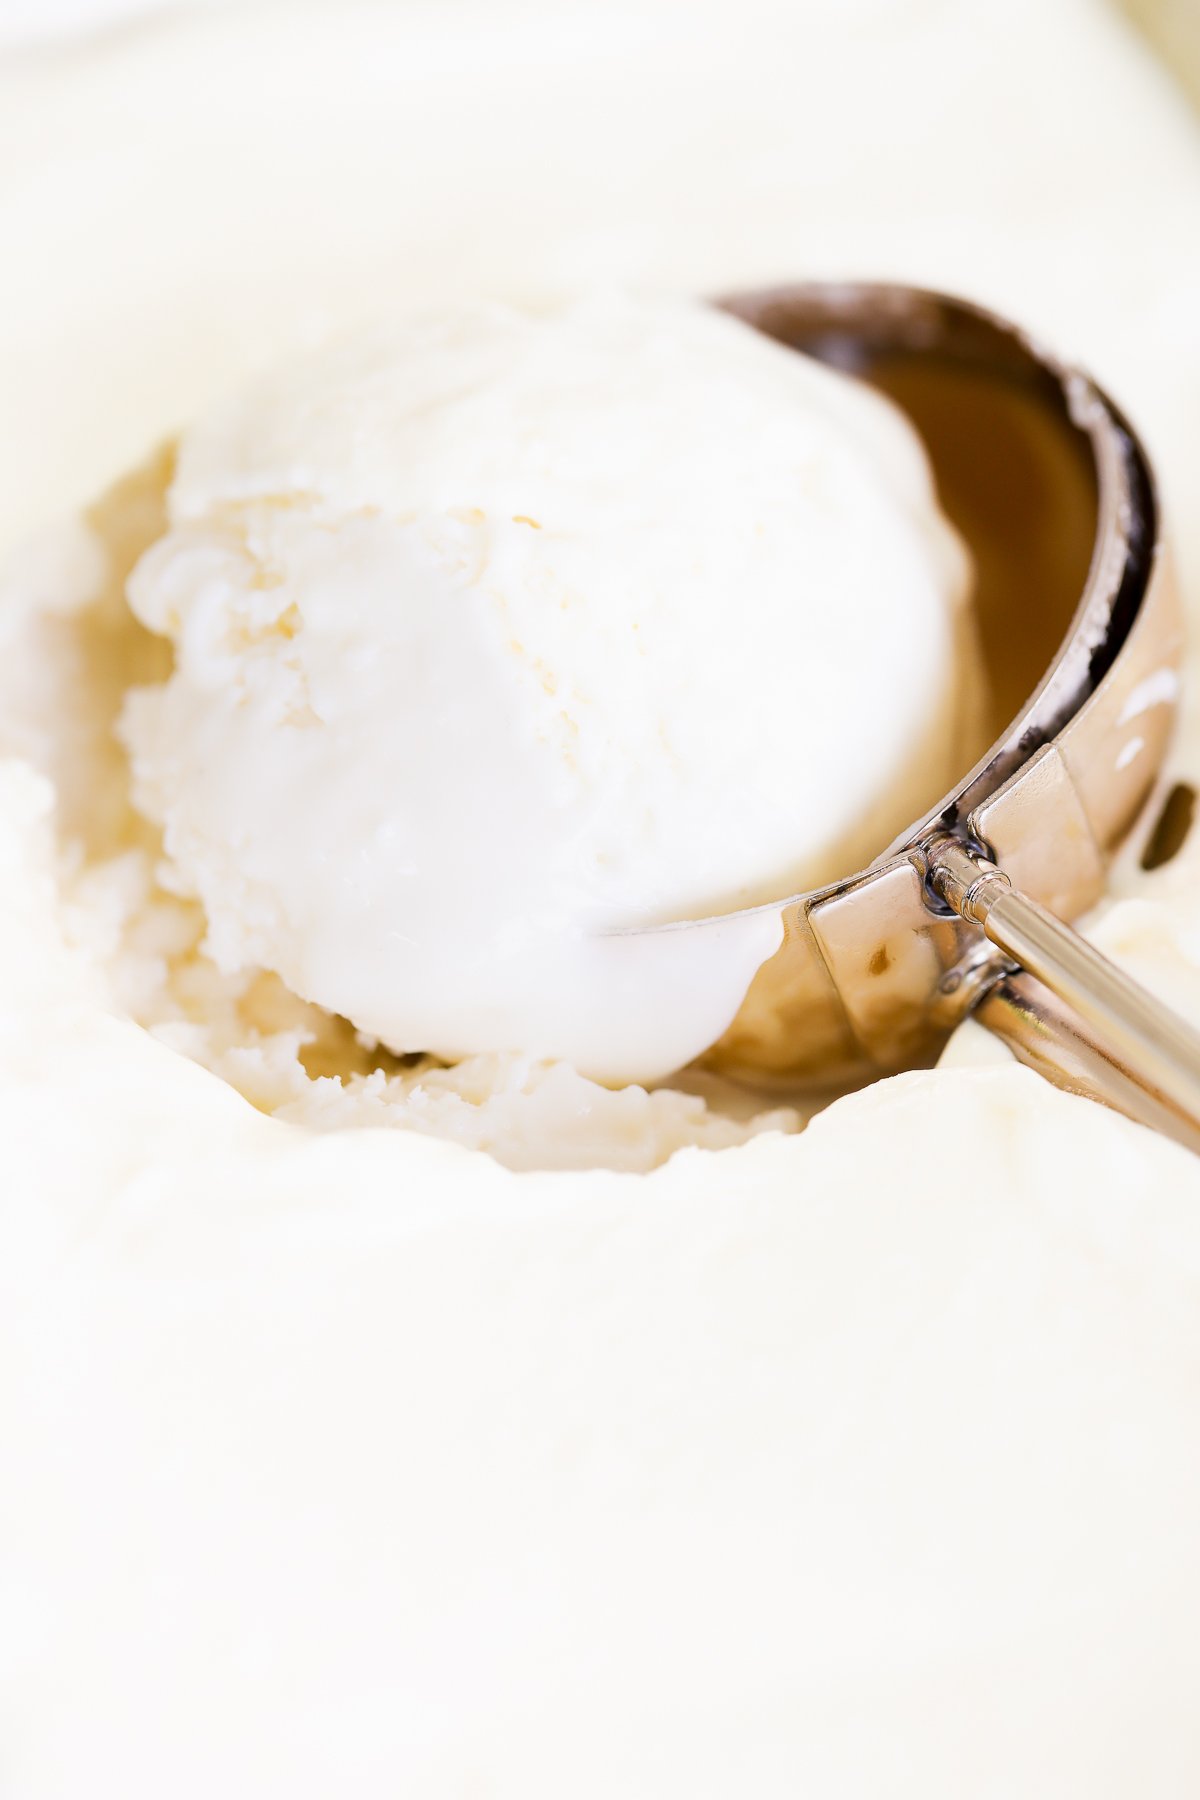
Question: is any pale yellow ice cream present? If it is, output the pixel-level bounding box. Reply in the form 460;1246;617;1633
117;291;972;1082
3;0;1200;1795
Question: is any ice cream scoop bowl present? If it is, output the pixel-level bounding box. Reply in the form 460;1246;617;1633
626;283;1200;1151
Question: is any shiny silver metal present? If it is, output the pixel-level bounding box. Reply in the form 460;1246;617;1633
924;834;1200;1144
977;974;1200;1157
652;282;1198;1143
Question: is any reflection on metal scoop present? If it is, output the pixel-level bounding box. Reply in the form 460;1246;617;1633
659;284;1200;1151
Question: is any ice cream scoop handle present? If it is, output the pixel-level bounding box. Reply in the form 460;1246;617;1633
925;835;1200;1149
975;971;1200;1156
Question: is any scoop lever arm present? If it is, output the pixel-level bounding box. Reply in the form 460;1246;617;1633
924;834;1200;1150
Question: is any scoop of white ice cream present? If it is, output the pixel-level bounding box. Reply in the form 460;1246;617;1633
121;291;973;1081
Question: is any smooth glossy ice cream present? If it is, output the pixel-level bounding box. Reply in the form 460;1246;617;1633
119;292;973;1080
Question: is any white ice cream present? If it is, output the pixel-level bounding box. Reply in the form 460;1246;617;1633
119;293;971;1080
3;1;1200;1796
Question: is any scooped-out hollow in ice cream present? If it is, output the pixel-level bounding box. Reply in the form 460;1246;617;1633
119;290;978;1083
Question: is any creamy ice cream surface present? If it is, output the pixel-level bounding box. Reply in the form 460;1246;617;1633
4;0;1200;1795
119;292;971;1081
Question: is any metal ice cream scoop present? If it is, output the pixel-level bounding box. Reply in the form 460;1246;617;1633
655;282;1200;1151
